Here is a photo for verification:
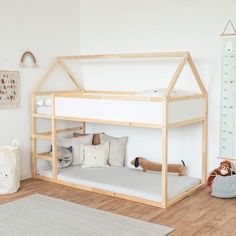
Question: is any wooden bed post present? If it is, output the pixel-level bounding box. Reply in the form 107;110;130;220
51;94;57;180
201;95;208;184
161;53;187;208
186;53;208;184
162;97;168;208
31;92;37;178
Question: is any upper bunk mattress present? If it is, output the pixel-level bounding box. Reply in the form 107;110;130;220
38;166;201;202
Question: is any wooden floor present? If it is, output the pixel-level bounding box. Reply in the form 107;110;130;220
0;179;236;236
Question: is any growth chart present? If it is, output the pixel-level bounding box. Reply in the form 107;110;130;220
220;21;236;159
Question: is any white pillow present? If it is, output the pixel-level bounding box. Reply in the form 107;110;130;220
81;143;109;168
62;134;93;165
100;134;128;167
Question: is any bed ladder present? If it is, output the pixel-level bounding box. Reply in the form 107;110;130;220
31;93;84;180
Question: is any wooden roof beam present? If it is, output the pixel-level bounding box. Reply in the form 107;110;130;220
57;51;188;61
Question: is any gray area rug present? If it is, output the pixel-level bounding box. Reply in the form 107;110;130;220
0;194;174;236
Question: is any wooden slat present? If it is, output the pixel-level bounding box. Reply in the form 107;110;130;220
58;59;84;92
39;126;83;136
33;90;80;96
32;133;52;140
187;54;207;95
35;152;51;161
168;93;204;101
32;113;52;119
56;126;83;134
55;116;162;129
33;59;58;92
57;51;188;61
54;92;163;102
84;90;138;95
168;117;205;128
165;54;188;97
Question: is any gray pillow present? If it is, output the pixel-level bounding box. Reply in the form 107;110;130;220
211;175;236;198
100;133;128;167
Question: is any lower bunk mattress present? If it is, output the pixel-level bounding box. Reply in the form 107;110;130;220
38;166;201;202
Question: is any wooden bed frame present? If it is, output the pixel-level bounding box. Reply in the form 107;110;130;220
31;51;208;208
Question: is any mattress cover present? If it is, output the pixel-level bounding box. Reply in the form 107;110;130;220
38;166;200;202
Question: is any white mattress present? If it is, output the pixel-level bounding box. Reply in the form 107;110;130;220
38;166;200;202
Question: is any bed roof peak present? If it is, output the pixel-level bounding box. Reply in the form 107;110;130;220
33;58;84;93
33;51;206;96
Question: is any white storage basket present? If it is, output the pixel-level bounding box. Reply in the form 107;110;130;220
0;139;20;194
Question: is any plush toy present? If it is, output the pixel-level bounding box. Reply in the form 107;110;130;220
207;160;234;187
131;157;186;176
49;146;73;169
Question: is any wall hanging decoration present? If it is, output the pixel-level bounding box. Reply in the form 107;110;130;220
19;51;37;68
219;20;236;160
0;59;20;109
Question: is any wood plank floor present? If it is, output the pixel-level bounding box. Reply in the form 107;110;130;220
0;179;236;236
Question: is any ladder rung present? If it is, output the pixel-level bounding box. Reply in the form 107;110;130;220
32;126;83;139
33;113;52;119
32;133;52;140
35;152;52;161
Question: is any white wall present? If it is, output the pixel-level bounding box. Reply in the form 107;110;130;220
79;0;236;176
0;0;80;179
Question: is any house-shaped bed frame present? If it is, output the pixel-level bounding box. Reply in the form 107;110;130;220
31;51;208;208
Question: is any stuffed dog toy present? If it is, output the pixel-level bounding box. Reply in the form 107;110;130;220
131;157;186;176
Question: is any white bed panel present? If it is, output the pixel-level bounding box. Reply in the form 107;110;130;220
55;97;163;124
168;98;205;123
38;166;200;202
53;97;205;125
36;106;52;115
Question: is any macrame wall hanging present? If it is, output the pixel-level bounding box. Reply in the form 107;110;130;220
19;51;37;68
0;59;20;109
219;20;236;160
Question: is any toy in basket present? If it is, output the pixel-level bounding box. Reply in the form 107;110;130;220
207;160;236;198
